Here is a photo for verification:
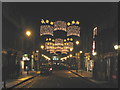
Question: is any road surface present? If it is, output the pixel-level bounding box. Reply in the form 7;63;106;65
15;70;100;88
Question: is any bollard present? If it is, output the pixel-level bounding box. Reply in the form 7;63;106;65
81;70;82;75
27;70;29;75
3;81;6;89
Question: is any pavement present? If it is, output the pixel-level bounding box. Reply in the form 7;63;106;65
2;70;40;89
70;70;117;88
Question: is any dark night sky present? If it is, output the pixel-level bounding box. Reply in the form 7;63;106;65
2;2;118;53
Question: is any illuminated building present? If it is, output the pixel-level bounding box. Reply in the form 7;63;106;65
92;27;97;55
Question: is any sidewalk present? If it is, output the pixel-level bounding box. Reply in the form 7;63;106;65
70;70;116;88
3;71;40;88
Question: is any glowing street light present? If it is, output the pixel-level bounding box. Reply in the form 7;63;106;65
92;52;97;56
36;50;39;53
76;41;80;45
26;30;31;37
40;45;44;49
114;45;119;50
80;51;83;53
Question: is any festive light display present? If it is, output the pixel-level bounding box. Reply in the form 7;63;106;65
76;21;80;24
40;20;80;54
42;54;51;60
46;20;49;23
55;38;63;45
45;38;74;54
54;21;67;31
67;26;80;37
72;21;75;24
68;42;74;48
41;19;45;24
40;25;53;36
50;22;54;25
93;27;97;38
92;27;97;55
67;22;71;26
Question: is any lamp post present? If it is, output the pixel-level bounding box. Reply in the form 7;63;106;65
38;45;45;72
21;30;32;75
21;30;32;51
114;45;120;54
75;40;80;72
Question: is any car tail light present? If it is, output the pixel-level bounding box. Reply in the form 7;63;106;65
112;75;117;79
49;68;52;71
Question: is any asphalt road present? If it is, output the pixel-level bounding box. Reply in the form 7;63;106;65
15;70;100;88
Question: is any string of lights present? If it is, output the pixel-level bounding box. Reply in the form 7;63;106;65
44;38;74;54
40;20;80;54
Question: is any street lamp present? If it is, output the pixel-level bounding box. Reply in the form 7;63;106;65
114;45;119;50
36;50;39;53
80;51;83;54
40;45;44;50
26;30;31;37
76;41;80;45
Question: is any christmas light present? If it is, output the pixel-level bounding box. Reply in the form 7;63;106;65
41;19;45;24
40;20;80;54
54;21;67;31
72;21;75;24
67;38;70;41
50;22;54;25
70;38;73;41
76;21;80;24
64;39;66;42
67;22;71;26
40;25;53;36
46;38;48;41
67;26;80;37
46;20;49;23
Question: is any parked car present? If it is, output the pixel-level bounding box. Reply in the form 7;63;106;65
40;65;52;75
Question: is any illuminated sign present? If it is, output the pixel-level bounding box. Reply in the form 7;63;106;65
53;56;59;60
